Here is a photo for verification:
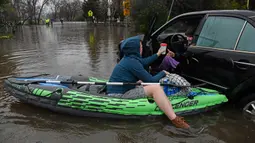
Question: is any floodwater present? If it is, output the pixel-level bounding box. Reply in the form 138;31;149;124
0;22;254;143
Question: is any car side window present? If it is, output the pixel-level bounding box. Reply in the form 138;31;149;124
195;16;245;50
162;20;189;34
236;23;255;52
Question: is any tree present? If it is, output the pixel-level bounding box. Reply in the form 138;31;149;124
37;0;50;24
110;0;122;19
31;0;39;24
12;0;51;24
70;0;83;20
0;0;18;23
58;0;82;21
99;0;108;22
82;0;100;20
16;0;32;24
130;0;248;32
112;0;122;19
0;0;9;6
50;0;61;19
131;0;169;32
0;0;18;35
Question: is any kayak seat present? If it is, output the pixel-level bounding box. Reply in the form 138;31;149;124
74;85;107;95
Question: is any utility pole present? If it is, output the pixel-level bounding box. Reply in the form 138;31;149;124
167;0;175;22
247;0;250;9
123;0;130;38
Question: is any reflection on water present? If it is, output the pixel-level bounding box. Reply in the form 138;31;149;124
0;22;255;143
0;23;131;78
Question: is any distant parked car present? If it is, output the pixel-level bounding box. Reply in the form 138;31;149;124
118;10;255;116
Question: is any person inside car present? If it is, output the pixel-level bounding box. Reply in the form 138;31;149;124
185;25;197;46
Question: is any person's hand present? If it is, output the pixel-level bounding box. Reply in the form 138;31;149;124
157;48;166;56
136;80;143;87
163;70;170;75
166;49;175;57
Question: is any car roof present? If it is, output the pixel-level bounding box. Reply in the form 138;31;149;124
179;10;255;19
152;10;255;36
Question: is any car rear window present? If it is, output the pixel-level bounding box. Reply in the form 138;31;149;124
236;22;255;52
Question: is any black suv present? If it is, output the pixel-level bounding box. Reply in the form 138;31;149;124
118;10;255;116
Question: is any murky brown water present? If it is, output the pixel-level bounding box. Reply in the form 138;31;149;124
0;22;255;143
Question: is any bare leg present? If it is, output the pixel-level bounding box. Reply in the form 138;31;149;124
143;85;176;120
143;85;190;128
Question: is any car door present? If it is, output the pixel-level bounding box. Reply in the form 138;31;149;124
181;15;248;92
148;14;205;74
233;21;255;86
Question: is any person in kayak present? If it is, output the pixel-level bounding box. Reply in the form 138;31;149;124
107;36;190;129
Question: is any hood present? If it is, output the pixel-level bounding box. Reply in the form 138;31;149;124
120;35;142;57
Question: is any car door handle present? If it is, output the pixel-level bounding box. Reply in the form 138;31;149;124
186;57;199;65
233;60;252;70
191;57;199;63
183;52;199;64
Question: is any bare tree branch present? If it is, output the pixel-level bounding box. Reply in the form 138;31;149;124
37;0;49;24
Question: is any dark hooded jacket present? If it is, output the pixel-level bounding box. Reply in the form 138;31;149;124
107;36;166;94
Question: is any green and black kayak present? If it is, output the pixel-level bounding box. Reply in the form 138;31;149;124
4;74;228;119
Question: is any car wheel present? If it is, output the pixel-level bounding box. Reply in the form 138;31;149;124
239;93;255;117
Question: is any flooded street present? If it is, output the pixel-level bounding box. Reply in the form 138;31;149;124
0;22;255;143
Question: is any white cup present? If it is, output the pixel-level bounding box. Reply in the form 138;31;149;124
159;43;167;55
